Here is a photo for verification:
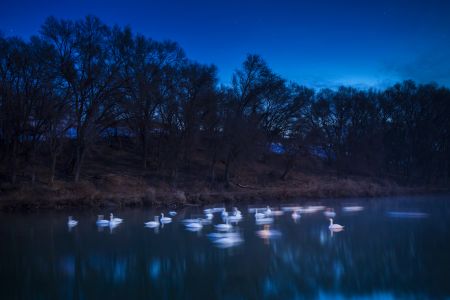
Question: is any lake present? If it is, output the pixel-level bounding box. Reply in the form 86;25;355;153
1;195;449;299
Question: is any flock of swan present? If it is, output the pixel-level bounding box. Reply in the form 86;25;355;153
67;204;365;248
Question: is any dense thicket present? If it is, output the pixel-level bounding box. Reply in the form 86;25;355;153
1;16;449;186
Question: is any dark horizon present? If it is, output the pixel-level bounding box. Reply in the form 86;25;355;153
1;0;450;89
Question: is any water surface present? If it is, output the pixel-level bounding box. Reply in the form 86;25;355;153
1;195;449;299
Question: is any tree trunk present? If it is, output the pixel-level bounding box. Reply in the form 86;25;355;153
31;167;36;186
280;155;295;181
49;153;57;185
11;157;17;184
143;148;148;169
74;146;85;182
209;158;216;183
10;141;18;184
142;133;148;169
224;153;232;187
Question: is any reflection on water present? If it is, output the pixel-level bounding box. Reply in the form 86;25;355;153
0;195;450;299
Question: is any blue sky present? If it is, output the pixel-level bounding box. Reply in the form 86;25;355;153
1;0;450;88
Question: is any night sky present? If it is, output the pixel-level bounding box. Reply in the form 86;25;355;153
1;0;450;88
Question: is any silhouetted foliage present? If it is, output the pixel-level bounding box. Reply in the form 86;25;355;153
1;16;449;187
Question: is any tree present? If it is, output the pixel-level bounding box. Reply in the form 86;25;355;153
41;16;125;181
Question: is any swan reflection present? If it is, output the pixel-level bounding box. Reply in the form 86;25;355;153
256;225;282;240
329;227;344;237
208;232;243;248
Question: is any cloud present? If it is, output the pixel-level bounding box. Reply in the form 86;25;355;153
384;51;450;87
303;77;395;91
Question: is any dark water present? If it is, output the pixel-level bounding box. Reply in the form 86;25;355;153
1;195;450;300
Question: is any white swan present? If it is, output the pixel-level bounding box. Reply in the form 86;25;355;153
160;213;172;223
96;215;109;226
199;218;212;225
232;207;242;216
265;206;272;215
329;218;344;230
308;205;325;211
215;219;232;231
185;221;203;230
271;210;284;216
110;213;123;224
145;216;160;228
226;214;242;223
67;216;78;227
182;218;200;223
292;211;301;219
324;209;336;218
255;217;274;225
281;206;302;212
299;207;319;214
109;214;122;227
255;209;265;219
342;206;363;212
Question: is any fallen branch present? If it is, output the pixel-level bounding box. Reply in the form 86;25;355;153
232;182;258;190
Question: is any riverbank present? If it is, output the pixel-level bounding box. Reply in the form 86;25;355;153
0;173;441;211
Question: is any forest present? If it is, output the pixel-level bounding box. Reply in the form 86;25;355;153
1;16;449;206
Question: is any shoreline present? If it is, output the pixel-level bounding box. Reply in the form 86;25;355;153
1;178;446;212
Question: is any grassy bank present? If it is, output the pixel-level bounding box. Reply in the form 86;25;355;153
1;144;445;211
0;173;430;211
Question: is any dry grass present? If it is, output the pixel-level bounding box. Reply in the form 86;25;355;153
0;144;433;211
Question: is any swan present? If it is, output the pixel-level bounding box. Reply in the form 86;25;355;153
329;218;344;230
110;213;123;224
265;206;272;215
96;215;109;226
182;218;200;223
342;206;363;212
281;206;302;212
271;210;284;216
292;211;301;219
255;209;265;219
168;211;177;216
226;215;242;223
215;219;232;231
255;217;274;225
199;218;212;225
205;212;214;219
67;216;78;227
308;205;325;211
185;221;203;230
232;207;242;216
221;210;228;218
109;213;123;225
145;216;160;228
324;209;336;218
211;207;225;213
160;213;172;223
299;207;319;214
229;208;242;219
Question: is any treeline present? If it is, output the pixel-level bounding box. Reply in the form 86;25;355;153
1;16;449;187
